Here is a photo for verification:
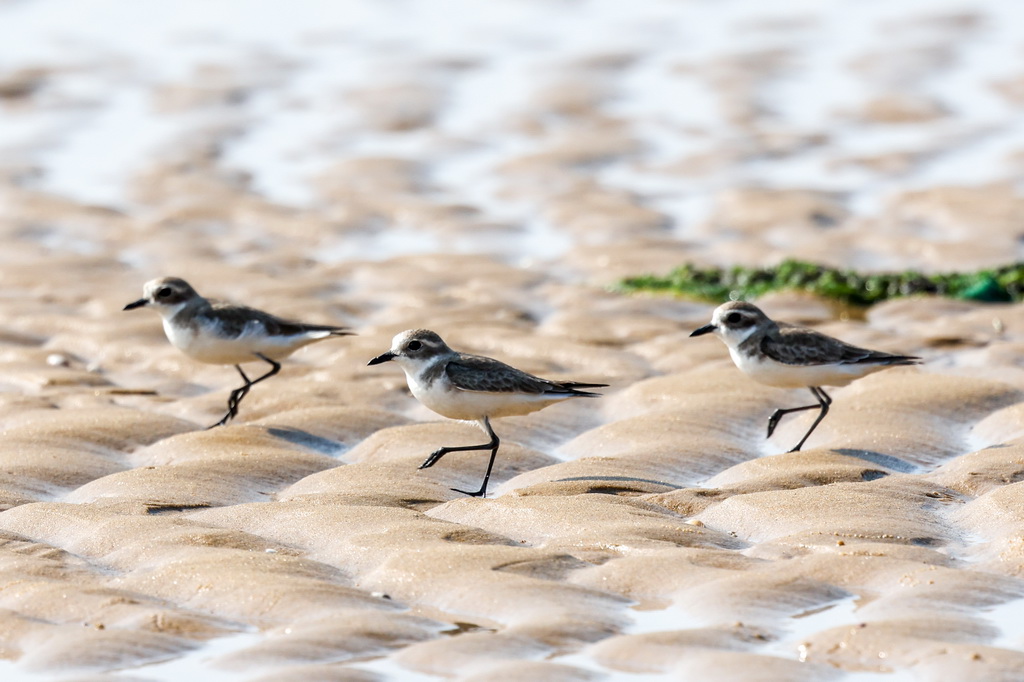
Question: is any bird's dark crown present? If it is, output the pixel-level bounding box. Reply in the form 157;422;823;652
395;329;451;358
145;277;200;306
715;301;767;330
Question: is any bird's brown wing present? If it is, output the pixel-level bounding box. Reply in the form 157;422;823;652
206;301;350;337
445;354;603;395
445;355;552;394
761;327;913;366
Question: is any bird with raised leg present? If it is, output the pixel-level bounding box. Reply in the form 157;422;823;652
690;301;920;452
368;329;607;497
124;277;352;428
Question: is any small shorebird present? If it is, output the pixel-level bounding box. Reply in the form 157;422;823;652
690;301;920;452
368;329;607;497
124;277;352;428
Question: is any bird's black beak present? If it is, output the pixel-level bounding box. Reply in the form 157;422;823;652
367;351;396;366
689;323;715;337
123;299;148;311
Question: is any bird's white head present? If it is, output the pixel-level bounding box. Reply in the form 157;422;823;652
367;329;454;372
690;300;771;349
123;277;201;319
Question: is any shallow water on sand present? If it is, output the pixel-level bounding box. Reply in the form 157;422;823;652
1;0;1024;680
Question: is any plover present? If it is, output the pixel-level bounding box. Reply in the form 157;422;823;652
367;329;607;497
690;301;920;452
124;277;352;428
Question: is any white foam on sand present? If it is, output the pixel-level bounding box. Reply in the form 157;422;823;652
3;0;1024;261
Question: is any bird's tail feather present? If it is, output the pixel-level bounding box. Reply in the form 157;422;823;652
550;381;608;397
882;355;921;366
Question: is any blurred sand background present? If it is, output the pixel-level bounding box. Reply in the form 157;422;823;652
2;0;1024;679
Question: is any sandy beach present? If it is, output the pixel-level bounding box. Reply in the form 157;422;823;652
1;0;1024;679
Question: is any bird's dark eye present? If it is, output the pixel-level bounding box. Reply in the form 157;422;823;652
725;312;742;324
156;287;172;299
407;340;422;351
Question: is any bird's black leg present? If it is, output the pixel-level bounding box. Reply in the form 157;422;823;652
766;402;822;438
419;417;501;498
226;365;251;415
208;365;250;429
788;386;831;452
454;418;501;498
207;354;281;429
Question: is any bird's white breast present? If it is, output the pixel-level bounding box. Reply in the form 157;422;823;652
162;316;199;355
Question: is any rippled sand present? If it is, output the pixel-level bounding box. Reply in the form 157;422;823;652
2;0;1024;680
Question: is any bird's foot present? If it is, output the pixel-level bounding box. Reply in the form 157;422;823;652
206;404;239;430
419;449;447;469
451;487;486;497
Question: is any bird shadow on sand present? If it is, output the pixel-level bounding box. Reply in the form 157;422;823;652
832;448;917;474
267;427;347;456
552;475;678;494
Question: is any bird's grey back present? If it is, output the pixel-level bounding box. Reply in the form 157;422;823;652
758;324;920;367
443;353;603;396
181;299;346;338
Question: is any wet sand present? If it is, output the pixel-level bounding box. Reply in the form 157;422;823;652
1;0;1024;680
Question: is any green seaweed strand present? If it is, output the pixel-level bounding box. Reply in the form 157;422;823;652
616;259;1023;305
